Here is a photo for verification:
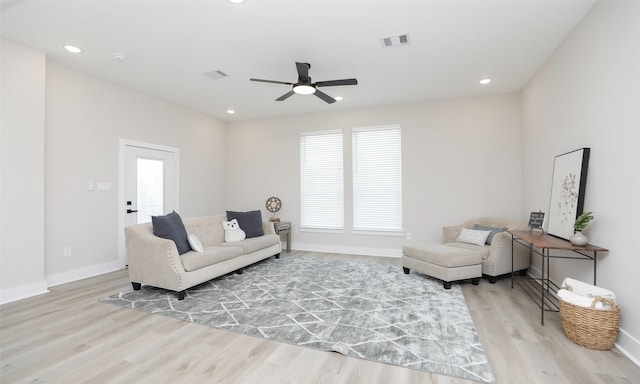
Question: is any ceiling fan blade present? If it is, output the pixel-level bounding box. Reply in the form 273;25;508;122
315;78;358;87
314;89;337;104
250;78;293;86
276;90;296;101
295;62;311;80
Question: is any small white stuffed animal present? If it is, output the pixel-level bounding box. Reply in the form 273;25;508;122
223;219;246;242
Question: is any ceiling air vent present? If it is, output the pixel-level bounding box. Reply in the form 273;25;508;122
203;70;229;80
381;34;410;48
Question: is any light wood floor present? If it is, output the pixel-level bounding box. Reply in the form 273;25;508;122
1;251;638;383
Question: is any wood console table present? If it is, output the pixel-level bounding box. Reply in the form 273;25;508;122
508;230;608;325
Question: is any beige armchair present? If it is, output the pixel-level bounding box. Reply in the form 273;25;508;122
442;217;530;283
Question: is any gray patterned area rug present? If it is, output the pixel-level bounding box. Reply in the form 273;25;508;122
101;257;494;383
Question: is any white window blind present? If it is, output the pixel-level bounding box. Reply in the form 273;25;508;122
300;131;344;229
352;125;402;232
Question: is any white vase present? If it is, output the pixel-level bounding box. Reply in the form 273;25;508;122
569;231;588;246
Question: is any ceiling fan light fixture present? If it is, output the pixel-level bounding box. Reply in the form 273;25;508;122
293;84;316;95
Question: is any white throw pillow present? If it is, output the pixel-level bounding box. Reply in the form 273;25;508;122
187;233;204;252
457;228;492;246
223;219;247;242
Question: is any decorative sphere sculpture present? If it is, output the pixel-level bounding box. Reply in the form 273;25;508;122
265;196;282;222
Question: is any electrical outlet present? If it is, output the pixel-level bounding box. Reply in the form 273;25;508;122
406;232;412;240
64;247;72;257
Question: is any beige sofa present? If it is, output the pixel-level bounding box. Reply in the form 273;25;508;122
124;214;281;300
441;217;530;283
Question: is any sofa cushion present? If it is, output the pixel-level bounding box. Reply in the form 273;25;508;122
226;210;264;238
181;246;244;272
472;224;508;245
456;228;491;246
183;216;226;246
444;242;491;260
402;243;482;267
152;211;191;255
218;234;280;254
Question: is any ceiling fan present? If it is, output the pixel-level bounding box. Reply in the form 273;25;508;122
250;62;358;104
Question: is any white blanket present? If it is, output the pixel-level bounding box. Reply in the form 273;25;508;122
558;289;613;310
559;277;616;309
560;277;616;300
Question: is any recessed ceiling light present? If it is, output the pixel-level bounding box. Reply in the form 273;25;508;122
227;109;236;114
334;96;343;101
64;45;82;54
479;78;492;85
228;0;246;3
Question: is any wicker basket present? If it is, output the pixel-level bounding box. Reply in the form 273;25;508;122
559;296;620;350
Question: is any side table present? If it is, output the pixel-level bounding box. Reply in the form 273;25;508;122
273;221;291;253
509;230;608;325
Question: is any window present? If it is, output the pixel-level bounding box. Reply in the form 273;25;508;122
352;125;402;233
300;130;343;230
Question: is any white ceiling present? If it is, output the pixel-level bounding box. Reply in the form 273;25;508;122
1;0;596;122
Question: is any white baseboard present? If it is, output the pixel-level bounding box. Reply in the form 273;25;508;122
291;242;402;258
527;264;542;279
46;260;124;287
0;280;49;305
615;328;640;367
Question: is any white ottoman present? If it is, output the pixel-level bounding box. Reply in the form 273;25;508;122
402;243;482;289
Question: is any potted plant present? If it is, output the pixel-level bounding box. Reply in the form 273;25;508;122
570;211;593;245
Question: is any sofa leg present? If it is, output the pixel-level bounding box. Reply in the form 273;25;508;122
471;277;480;285
177;291;185;300
236;269;243;274
132;282;141;291
443;281;452;289
402;267;410;274
489;276;497;284
275;253;280;259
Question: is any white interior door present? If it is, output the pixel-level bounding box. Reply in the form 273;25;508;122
119;140;179;265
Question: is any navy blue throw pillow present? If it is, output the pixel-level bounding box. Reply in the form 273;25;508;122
226;210;264;238
152;211;192;255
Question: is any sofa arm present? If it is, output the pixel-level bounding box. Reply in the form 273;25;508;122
125;225;186;291
262;221;276;235
442;225;463;243
485;231;530;276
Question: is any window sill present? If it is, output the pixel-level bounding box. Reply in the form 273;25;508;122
299;227;345;234
352;229;404;237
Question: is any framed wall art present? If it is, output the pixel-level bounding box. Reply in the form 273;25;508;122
547;148;590;240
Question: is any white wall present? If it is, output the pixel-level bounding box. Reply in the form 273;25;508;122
521;1;640;363
43;62;228;284
226;94;523;256
0;39;48;302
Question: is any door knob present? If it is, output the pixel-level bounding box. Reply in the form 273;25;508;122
126;209;138;214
